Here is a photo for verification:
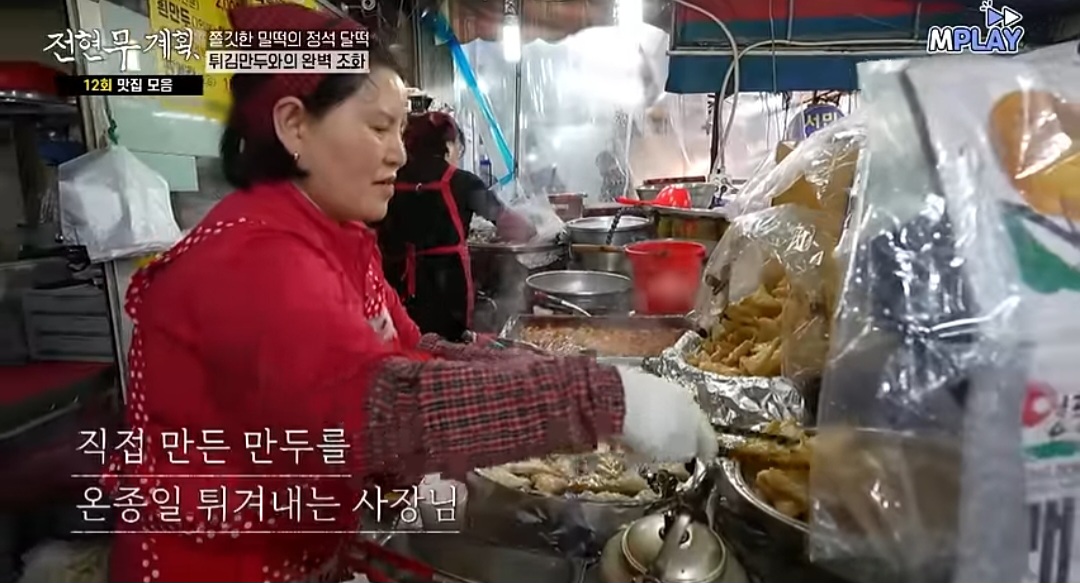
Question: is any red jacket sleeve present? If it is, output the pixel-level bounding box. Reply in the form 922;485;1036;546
190;229;625;480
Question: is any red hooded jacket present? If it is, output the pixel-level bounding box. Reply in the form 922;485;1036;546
105;181;624;582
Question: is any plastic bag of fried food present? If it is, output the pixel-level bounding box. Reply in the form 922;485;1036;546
728;111;864;243
690;204;840;382
687;273;788;376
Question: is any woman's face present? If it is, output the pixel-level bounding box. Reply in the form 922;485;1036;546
278;67;409;223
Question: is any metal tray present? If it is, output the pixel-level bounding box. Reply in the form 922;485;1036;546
498;314;695;366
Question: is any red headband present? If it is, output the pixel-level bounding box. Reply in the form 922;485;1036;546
228;4;369;140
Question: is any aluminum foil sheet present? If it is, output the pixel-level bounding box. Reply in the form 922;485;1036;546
645;331;805;425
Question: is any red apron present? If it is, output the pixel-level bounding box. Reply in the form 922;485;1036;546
393;164;474;330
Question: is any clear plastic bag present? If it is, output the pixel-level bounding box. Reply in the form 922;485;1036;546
690;203;840;388
808;56;1031;583
502;193;566;243
58;146;181;262
726;111;865;230
900;46;1080;583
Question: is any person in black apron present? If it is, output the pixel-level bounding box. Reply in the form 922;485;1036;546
378;112;535;341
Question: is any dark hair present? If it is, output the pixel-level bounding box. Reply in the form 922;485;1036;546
403;111;463;161
219;46;399;189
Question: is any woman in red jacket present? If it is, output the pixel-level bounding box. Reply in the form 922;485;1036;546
104;5;716;583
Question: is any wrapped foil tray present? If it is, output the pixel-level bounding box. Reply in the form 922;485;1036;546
645;331;805;426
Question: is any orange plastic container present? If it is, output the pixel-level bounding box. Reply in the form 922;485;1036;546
624;240;707;315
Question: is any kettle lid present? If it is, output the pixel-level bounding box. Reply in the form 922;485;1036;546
620;513;727;583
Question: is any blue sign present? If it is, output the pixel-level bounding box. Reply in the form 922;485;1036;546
926;0;1024;55
787;104;845;141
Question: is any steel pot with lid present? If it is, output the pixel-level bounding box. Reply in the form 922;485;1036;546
598;510;747;583
566;215;653;247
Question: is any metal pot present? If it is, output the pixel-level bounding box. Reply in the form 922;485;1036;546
548;193;586;222
636;183;719;209
598;510;748;583
566;215;653;247
569;244;631;276
525;270;632;316
654;208;730;245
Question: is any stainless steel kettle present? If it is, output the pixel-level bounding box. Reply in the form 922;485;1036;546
597;469;748;583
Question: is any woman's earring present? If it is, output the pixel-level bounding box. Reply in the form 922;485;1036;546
291;151;300;163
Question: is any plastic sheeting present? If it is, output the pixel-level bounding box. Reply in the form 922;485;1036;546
807;58;1028;583
451;25;808;203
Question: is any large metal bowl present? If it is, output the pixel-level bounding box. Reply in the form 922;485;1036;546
717;427;962;576
525;270;633;315
526;270;632;296
381;531;586;583
635;182;719;208
465;460;707;557
718;456;808;554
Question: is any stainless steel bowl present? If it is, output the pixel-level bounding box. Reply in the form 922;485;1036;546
717;427;962;564
525;270;633;315
718;456;807;554
526;270;632;295
381;531;584;583
465;460;707;556
635;182;719;209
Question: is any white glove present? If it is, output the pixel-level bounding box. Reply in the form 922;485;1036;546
616;366;718;462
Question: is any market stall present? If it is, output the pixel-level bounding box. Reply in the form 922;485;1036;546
20;0;1072;576
356;36;1080;583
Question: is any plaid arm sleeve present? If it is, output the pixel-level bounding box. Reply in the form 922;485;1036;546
416;333;539;361
361;355;625;477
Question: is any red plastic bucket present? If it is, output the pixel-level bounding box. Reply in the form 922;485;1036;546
624;240;707;315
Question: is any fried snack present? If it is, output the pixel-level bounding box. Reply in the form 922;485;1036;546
730;419;814;520
532;473;570;495
502;459;559;477
478;444;691;502
686;275;790;376
481;467;532;490
729;420;813;469
755;468;810;519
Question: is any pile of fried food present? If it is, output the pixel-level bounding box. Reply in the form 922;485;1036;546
477;443;693;502
729;419;812;521
687;276;790;376
518;323;684;357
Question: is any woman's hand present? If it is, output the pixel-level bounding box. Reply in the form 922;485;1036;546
615;366;717;462
495;210;537;243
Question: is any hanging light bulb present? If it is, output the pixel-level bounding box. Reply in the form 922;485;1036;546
615;0;642;27
502;14;521;63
